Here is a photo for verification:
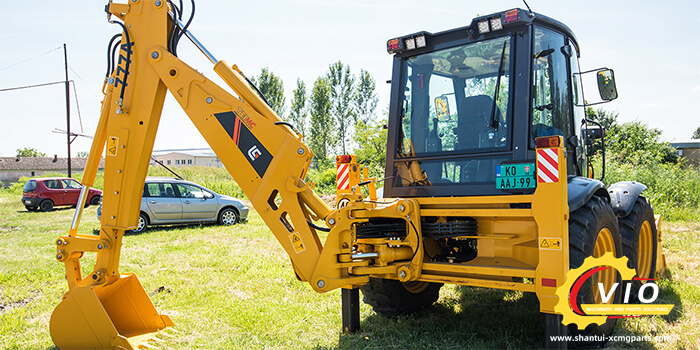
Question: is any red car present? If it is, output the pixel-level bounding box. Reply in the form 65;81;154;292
21;177;103;212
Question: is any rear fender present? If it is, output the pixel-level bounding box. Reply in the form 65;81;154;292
607;181;648;217
567;176;609;213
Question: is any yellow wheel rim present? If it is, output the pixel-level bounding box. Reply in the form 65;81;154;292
593;228;616;304
637;220;653;281
402;281;430;294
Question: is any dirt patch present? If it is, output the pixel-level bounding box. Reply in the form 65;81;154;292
0;295;34;313
149;286;172;297
0;226;21;233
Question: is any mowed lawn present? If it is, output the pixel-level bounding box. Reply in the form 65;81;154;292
0;191;698;349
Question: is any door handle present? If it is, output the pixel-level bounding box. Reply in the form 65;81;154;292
150;200;157;204
184;200;191;204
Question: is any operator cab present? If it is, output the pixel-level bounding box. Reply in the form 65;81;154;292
384;9;611;198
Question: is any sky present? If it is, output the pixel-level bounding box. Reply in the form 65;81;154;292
1;0;699;158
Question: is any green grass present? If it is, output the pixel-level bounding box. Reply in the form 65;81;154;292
1;190;698;349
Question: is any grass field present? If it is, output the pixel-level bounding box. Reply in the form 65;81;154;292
0;190;698;349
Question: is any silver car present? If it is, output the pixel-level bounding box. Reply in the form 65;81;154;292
98;177;248;233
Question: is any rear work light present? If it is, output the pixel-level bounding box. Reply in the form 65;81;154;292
535;136;562;148
490;17;503;31
477;20;490;34
405;37;416;50
415;34;426;48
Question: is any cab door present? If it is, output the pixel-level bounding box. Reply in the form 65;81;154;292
144;182;182;222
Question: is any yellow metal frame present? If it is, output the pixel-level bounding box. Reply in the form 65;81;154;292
51;2;574;347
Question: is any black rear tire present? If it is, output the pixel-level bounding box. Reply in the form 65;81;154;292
360;278;442;316
90;195;101;206
564;196;622;348
40;200;54;212
619;197;657;299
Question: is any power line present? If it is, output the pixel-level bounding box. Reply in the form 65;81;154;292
71;80;84;133
68;64;101;99
0;80;69;92
0;46;62;71
0;79;85;133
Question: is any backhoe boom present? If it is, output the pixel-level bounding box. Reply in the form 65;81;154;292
50;2;364;348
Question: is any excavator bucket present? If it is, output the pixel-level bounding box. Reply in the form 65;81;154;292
50;273;173;350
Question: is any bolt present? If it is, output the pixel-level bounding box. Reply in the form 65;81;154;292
206;97;213;104
328;218;336;226
399;270;407;278
56;254;63;260
111;216;116;219
92;274;98;280
297;148;304;155
398;204;406;212
317;280;326;288
56;239;63;246
108;77;115;85
114;191;119;195
117;170;122;173
155;0;161;6
151;51;159;59
97;244;104;250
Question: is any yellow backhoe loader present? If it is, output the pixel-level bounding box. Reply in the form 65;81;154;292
50;1;665;348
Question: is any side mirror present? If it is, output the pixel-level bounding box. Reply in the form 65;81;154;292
597;69;618;101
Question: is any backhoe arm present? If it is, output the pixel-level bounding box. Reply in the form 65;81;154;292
50;2;367;348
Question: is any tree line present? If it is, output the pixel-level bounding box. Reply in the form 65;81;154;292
250;62;386;177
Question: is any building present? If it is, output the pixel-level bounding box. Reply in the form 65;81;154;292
151;148;223;168
671;140;700;166
0;156;105;185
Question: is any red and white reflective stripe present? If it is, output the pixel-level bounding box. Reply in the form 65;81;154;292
537;148;560;183
337;163;350;190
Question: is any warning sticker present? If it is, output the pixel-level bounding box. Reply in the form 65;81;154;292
107;136;119;157
289;232;306;254
539;238;562;250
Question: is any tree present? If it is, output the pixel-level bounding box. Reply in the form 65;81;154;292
354;119;387;178
250;67;286;117
587;107;677;165
692;126;700;139
16;147;45;157
353;69;378;126
308;77;334;169
327;61;355;155
288;78;307;135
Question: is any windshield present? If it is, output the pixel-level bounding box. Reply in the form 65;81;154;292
395;36;512;185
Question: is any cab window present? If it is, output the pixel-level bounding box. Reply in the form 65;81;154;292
531;27;572;147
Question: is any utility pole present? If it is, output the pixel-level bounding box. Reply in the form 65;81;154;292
64;43;71;177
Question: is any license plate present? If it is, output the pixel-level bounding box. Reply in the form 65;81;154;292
496;163;536;190
24;200;31;204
